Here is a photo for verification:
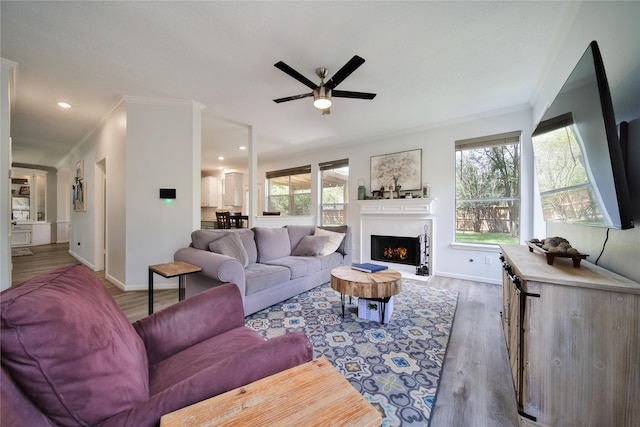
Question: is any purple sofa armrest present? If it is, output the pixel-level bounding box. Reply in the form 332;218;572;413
133;283;245;365
99;332;313;427
174;247;246;296
1;367;55;427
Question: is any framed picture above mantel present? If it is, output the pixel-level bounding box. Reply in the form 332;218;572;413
370;149;422;193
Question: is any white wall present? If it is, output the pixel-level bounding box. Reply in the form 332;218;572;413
532;2;640;282
259;106;533;284
61;97;203;291
123;98;203;290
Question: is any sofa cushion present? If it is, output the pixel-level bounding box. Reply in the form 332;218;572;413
245;263;291;295
254;227;291;262
148;326;265;395
209;233;249;267
235;229;258;264
264;256;322;279
319;225;350;255
191;229;228;250
292;235;329;256
285;225;315;252
0;264;149;426
314;227;346;256
319;251;345;270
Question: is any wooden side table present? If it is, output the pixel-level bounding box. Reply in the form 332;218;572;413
148;261;202;314
160;357;382;426
330;265;402;323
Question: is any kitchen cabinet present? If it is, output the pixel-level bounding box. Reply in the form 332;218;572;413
224;172;244;206
11;224;31;246
10;222;51;247
500;244;640;427
201;176;221;208
11;169;47;222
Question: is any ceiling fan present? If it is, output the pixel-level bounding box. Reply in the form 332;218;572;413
273;55;376;115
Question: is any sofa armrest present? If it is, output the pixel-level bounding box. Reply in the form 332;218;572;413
174;247;246;296
98;331;313;427
133;283;245;365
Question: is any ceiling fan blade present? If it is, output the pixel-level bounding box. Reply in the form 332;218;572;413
332;90;377;100
274;61;318;90
325;55;366;90
273;93;313;103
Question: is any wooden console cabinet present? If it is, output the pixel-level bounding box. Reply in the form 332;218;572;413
500;244;639;427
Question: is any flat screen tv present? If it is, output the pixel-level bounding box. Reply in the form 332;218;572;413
532;41;634;229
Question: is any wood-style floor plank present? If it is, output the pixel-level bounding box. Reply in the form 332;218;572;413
10;243;519;426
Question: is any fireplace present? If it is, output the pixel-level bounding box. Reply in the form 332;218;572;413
371;235;421;266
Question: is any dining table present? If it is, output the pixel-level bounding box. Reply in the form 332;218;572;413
229;212;249;228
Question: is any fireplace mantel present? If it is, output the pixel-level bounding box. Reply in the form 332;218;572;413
357;198;434;215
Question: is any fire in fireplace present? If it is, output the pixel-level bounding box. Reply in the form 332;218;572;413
371;235;421;266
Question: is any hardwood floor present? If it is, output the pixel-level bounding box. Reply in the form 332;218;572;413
10;243;519;426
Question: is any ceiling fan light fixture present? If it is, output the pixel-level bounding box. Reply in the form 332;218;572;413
313;87;332;109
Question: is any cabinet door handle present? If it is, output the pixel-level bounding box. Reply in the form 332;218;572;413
513;276;540;298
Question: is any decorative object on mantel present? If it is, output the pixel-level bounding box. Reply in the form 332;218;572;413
527;237;588;268
370;149;422;196
357;178;366;200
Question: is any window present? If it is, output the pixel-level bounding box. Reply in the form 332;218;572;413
531;113;604;225
455;131;521;245
266;166;311;216
320;159;348;226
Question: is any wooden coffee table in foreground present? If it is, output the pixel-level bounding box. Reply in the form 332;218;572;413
330;265;402;323
160;357;381;427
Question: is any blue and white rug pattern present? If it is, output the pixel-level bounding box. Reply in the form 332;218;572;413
245;280;459;426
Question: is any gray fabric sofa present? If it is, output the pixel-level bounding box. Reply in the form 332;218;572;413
174;225;352;316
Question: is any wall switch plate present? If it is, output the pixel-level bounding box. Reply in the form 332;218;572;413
485;256;492;265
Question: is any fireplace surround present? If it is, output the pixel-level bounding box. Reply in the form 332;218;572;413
357;199;434;275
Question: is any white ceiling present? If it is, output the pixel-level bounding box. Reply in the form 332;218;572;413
1;1;580;171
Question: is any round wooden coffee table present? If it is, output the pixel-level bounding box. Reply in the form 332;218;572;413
330;265;402;323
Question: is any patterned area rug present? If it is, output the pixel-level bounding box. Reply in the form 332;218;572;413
246;280;459;426
11;248;33;257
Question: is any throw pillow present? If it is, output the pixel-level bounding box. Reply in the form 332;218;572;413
0;264;149;426
254;227;291;262
314;227;346;256
209;233;249;267
292;235;329;256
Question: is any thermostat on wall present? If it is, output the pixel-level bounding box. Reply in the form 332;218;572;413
159;188;176;199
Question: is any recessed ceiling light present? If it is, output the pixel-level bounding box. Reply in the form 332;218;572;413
218;156;224;160
238;146;246;150
57;102;71;109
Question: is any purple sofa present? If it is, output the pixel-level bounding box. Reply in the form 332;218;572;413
175;225;352;316
1;264;312;427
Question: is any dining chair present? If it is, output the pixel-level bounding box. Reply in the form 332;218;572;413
215;211;231;229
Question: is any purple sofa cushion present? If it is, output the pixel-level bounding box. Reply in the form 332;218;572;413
148;326;265;395
254;227;291;262
0;264;149;426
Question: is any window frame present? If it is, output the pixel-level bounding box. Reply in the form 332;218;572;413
265;165;312;216
319;159;349;226
455;131;522;246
